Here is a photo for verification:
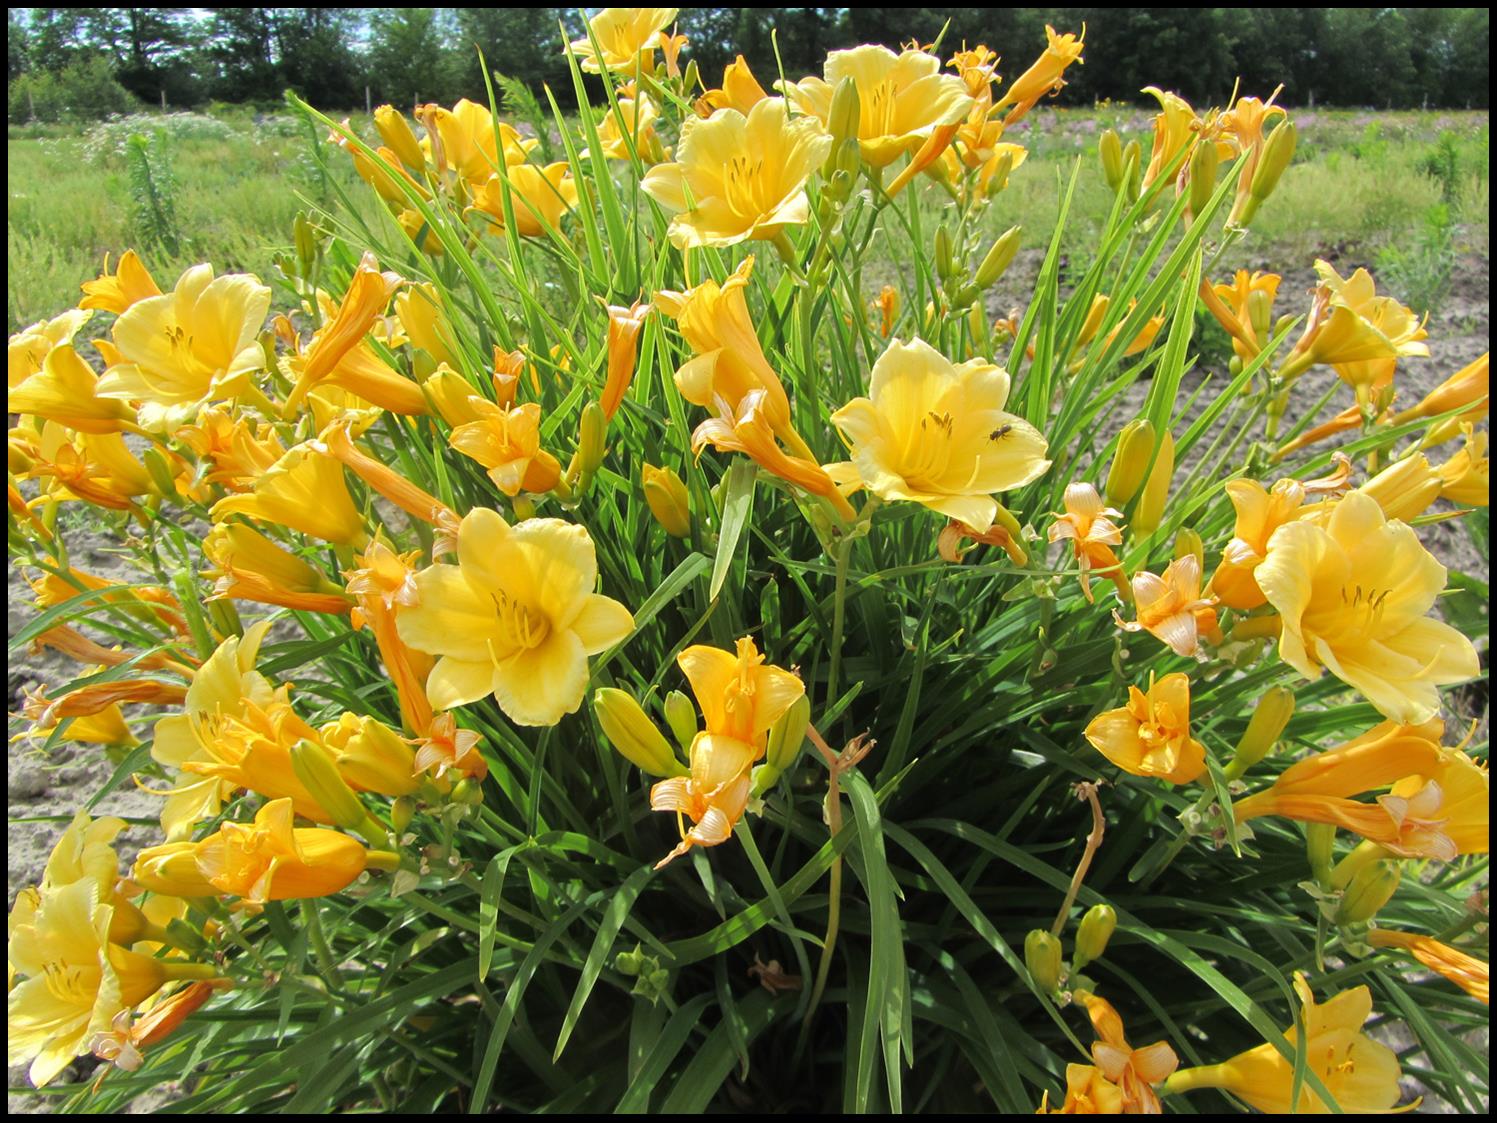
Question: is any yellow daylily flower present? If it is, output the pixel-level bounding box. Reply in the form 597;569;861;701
96;264;273;430
8;343;135;434
1256;491;1480;722
395;507;635;726
1436;424;1489;506
1203;269;1281;364
1164;973;1406;1113
79;250;161;315
1391;351;1488;440
203;523;351;615
448;400;563;496
8;308;92;388
829;337;1050;532
174;405;285;491
469;162;579;238
1084;672;1206;784
1038;1064;1125;1114
595;94;667;163
698;55;769;116
319;713;420;797
569;7;679;75
211;441;367;546
1387;741;1489;855
192;799;368;904
1140;86;1202;192
602;301;650;420
1075;991;1178;1114
416;98;535;185
649;732;755;868
394;283;462;370
344;537;438;737
1219;90;1289;226
1282;263;1430;390
1116;555;1223;657
679;636;804;748
1369;928;1489;1004
641;97;830;248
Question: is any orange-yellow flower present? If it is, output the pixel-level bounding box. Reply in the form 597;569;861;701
602;301;650;420
1203;270;1281;364
1256;491;1479;723
1048;482;1127;602
193;799;368;904
1140;87;1202;192
469;163;579;239
1038;1064;1125;1114
211;441;367;546
1390;351;1489;440
1084;672;1206;784
79;250;161;315
1075;991;1178;1114
410;711;487;782
415;99;534;185
9;308;91;388
174;406;285;492
448;400;562;496
1115;555;1221;657
569;7;678;75
1368;928;1488;1004
1163;973;1406;1113
641;98;830;248
995;25;1085;125
1436;424;1489;506
8;343;135;433
697;55;769;116
1282;263;1430;392
320;713;420;796
203;523;351;614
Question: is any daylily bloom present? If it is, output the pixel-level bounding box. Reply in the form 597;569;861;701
448;400;563;496
1085;672;1206;784
174;406;285;492
642;98;830;248
211;442;368;546
410;711;487;782
8;343;134;433
396;508;635;726
1038;1064;1125;1114
680;636;805;748
416;99;534;186
1281;263;1429;392
1164;973;1405;1112
1387;740;1489;855
193;799;369;904
655;257;799;446
995;25;1085;125
1368;928;1488;1004
1256;491;1479;722
9;308;91;388
90;979;220;1074
394;283;462;370
203;523;351;614
595;94;666;164
938;517;1028;566
781;45;974;168
176;697;337;824
1202;270;1281;364
656;26;687;78
1436;424;1489;506
19;689;137;748
697;55;769;116
1352;452;1442;522
344;538;437;735
79;250;161;315
829;337;1050;532
649;732;755;868
872;285;898;338
602;301;650;420
469;163;579;238
1075;991;1178;1114
1219;90;1289;226
569;7;678;75
319;713;420;796
1140;87;1203;192
1391;351;1489;444
1115;555;1221;657
96;264;273;430
1048;482;1127;602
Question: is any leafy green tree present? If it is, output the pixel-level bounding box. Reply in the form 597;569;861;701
367;8;462;107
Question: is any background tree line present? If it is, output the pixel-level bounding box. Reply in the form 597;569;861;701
8;7;1491;124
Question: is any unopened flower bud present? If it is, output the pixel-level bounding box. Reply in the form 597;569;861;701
141;446;180;499
642;463;691;537
453;777;484;805
766;693;810;773
577;401;607;478
291;739;376;837
133;842;217;898
1105;419;1156;506
1251;120;1296;203
1131;428;1175;535
935;226;955;282
1188;136;1220;221
391;796;416;835
975;226;1022;289
1173;528;1204;570
375;105;425;171
1099;129;1124;191
1072;904;1117;970
594;688;688;777
983;149;1015;196
750;762;782;798
1225;686;1295;778
293;213;318;276
1306;822;1336;888
828;76;861;148
1024;929;1062;992
1336;859;1402;925
1122;140;1142;203
662;690;697;751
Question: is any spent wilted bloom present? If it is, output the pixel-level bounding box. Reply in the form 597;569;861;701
1115;555;1221;657
1256;491;1479;723
1392;350;1490;447
78;249;161;316
203;523;351;615
829;337;1050;533
1368;928;1489;1005
396;507;635;726
1164;974;1406;1112
1048;482;1127;602
1084;672;1206;785
319;713;420;797
781;44;974;168
1074;991;1178;1114
641;98;830;248
96;264;273;430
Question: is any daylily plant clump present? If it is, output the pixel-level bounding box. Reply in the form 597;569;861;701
7;8;1489;1114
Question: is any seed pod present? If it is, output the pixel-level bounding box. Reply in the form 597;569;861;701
1073;904;1117;970
1105;418;1156;507
1024;929;1062;992
594;688;688;777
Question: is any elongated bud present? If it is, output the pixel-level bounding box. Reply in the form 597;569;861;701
1072;904;1117;970
828;76;861;148
1188;136;1219;220
133;842;217;898
750;761;781;799
1105;419;1156;506
1336;859;1402;925
374;105;424;170
594;688;688;777
1306;822;1336;888
682;58;700;93
453;777;484;805
1173;528;1204;570
391;796;415;835
1131;428;1175;535
578;402;607;478
991;501;1024;543
975;226;1022;289
1246;289;1273;343
642;463;691;537
1099;129;1124;191
1251;121;1296;203
141;446;179;499
1024;929;1062;992
293;213;318;276
291;739;373;835
935;226;955;282
662;690;697;751
766;693;810;773
107;895;154;946
983;149;1015;196
1122;140;1141;203
1226;686;1295;778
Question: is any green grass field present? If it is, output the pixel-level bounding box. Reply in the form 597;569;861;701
7;105;1490;332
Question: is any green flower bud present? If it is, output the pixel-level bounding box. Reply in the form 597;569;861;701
578;401;607;478
750;762;781;799
1250;120;1297;203
1188;135;1220;221
1131;428;1175;536
1336;859;1402;925
1073;904;1117;970
391;796;416;835
1105;418;1156;507
1122;140;1142;203
662;690;698;752
975;226;1022;289
1225;686;1295;779
594;688;688;777
935;226;955;282
766;693;810;773
642;463;691;537
1099;129;1124;191
291;739;380;839
1173;528;1204;570
1024;929;1062;992
1306;823;1336;888
828;76;861;148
